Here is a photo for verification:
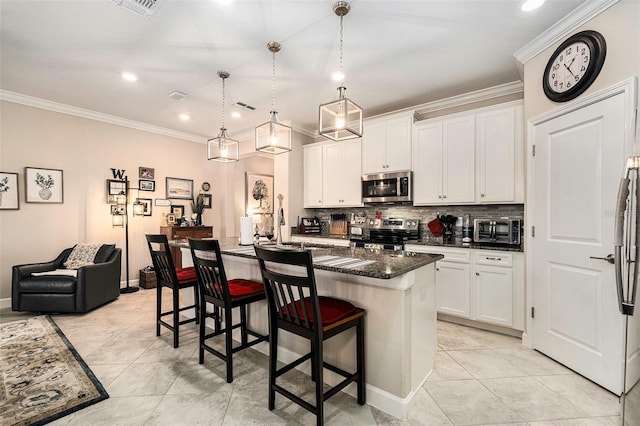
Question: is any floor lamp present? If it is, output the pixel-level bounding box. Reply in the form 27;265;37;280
112;176;144;294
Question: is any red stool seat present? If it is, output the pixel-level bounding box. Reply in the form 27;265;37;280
227;279;264;298
176;267;196;282
284;296;357;326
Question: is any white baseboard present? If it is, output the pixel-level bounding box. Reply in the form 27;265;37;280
0;297;12;310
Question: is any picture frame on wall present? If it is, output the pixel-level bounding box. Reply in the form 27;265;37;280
139;179;155;192
167;213;176;225
202;193;212;209
110;205;125;215
25;167;64;204
0;171;20;210
170;204;184;219
166;177;193;200
245;172;273;215
139;167;155;179
138;198;152;216
107;179;128;204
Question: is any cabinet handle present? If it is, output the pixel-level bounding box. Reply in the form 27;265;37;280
481;193;485;197
436;268;439;271
443;195;447;199
486;257;502;261
476;272;480;276
438;195;442;199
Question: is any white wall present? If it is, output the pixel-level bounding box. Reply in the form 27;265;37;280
0;100;263;299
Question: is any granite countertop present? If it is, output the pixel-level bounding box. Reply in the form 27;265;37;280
171;237;443;280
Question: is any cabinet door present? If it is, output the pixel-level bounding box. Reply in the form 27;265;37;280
385;116;412;172
341;138;363;206
412;123;443;205
442;115;475;203
304;144;324;207
435;261;471;318
362;121;387;174
322;141;347;207
473;265;513;327
477;107;516;203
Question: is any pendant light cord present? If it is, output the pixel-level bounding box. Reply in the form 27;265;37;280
339;14;344;85
272;49;277;112
221;76;226;129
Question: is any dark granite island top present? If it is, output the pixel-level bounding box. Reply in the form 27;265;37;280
172;237;443;280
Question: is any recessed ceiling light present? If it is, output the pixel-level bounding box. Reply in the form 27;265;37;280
179;113;190;121
331;70;345;82
521;0;545;11
231;111;241;119
121;71;138;82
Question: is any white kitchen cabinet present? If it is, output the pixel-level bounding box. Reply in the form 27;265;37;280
322;138;363;207
413;115;475;205
303;143;324;208
362;114;412;174
405;244;524;331
476;104;524;203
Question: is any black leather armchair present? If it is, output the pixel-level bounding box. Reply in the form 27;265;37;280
12;245;122;313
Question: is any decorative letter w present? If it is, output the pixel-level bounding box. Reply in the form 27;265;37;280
111;169;126;180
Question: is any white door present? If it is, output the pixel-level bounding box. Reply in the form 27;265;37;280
341;138;363;206
436;261;471;318
385;115;412;172
362;121;387;174
442;115;476;203
303;144;323;208
474;265;513;327
531;91;631;394
322;141;344;206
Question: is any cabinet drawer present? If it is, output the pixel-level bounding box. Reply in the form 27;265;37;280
193;230;213;238
406;245;470;263
474;251;513;267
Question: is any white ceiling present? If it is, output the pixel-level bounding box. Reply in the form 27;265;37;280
0;0;585;139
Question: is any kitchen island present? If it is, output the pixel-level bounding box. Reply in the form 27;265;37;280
175;238;443;418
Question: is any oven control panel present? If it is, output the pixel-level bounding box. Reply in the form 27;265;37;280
367;218;419;230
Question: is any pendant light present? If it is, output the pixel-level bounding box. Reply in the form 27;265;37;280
318;1;363;141
208;71;239;163
256;42;292;154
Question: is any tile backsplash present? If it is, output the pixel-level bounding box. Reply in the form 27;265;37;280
304;204;524;242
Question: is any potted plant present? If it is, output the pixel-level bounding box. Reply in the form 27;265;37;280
191;194;205;226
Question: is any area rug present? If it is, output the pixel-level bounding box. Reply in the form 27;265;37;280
0;316;109;426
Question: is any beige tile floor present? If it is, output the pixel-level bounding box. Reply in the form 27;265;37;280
1;289;622;425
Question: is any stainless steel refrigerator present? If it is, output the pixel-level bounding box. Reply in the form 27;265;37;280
615;156;640;425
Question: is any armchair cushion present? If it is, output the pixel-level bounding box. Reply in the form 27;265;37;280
18;276;76;294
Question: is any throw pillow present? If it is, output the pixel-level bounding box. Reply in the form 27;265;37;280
94;244;116;263
63;243;103;269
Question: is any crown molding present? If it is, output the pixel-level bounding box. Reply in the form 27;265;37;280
412;81;524;120
513;0;620;65
0;90;207;144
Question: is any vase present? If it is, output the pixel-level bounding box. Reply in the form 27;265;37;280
195;213;202;226
38;188;52;200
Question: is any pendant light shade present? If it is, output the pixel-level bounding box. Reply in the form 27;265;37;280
209;71;239;163
318;1;363;141
256;42;292;154
132;199;145;216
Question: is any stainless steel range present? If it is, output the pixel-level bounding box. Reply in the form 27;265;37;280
350;217;419;251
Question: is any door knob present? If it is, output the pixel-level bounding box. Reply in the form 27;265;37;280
589;254;615;264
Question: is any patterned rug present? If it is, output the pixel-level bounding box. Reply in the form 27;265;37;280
0;316;109;426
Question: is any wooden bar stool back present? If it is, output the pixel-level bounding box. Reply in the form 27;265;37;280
145;234;199;348
254;245;366;426
188;238;268;383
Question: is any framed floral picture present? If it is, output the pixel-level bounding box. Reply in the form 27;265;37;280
245;172;273;215
0;172;19;210
25;167;64;203
139;167;155;179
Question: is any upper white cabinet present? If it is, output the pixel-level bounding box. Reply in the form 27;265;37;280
413;115;476;205
323;138;363;207
304;139;362;209
362;113;413;174
476;104;524;203
303;143;323;208
413;101;524;206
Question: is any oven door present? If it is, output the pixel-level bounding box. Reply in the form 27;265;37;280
474;220;494;242
494;220;520;244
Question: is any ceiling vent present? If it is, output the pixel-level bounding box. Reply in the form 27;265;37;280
168;91;187;101
233;101;256;111
111;0;161;18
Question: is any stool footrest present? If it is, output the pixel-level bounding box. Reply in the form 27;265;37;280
276;352;312;377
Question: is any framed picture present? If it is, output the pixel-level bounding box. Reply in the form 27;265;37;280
110;205;125;215
202;193;212;209
167;213;176;225
25;167;64;204
245;172;273;214
166;177;193;200
155;198;171;207
137;198;152;216
139;179;155;192
0;172;20;210
107;179;128;204
139;167;155;179
171;204;184;219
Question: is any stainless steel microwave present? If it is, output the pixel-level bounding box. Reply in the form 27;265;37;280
473;218;521;245
362;171;412;204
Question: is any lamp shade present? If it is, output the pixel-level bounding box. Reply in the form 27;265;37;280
319;89;363;141
208;128;239;163
112;213;124;227
133;199;145;216
256;111;292;154
115;192;127;205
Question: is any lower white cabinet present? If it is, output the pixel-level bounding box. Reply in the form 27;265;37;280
405;245;524;331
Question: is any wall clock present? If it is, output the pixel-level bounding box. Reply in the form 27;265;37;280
201;182;211;191
542;30;606;103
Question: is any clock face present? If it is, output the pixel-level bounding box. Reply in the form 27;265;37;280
547;41;591;94
542;30;606;103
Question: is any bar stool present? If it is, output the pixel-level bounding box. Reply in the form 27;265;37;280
188;238;268;383
254;245;365;426
145;234;199;348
